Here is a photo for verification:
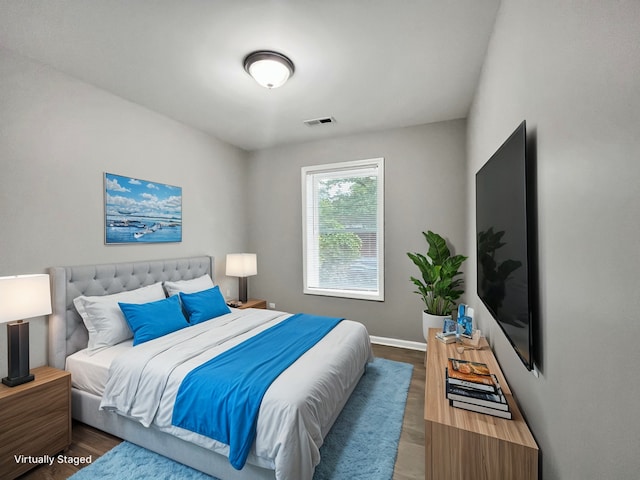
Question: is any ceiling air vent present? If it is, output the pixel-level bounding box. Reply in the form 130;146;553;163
303;116;336;127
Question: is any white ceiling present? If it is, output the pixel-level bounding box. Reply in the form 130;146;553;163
0;0;500;151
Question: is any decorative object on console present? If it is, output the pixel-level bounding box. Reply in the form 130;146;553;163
456;329;483;353
0;274;52;386
104;172;182;244
436;318;457;344
407;231;467;342
243;50;295;89
456;304;473;338
443;317;457;335
225;253;258;303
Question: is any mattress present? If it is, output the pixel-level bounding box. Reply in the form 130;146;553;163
66;339;134;396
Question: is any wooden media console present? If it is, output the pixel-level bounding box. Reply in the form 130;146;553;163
424;328;539;480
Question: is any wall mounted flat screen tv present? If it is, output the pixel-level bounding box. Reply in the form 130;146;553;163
476;121;536;370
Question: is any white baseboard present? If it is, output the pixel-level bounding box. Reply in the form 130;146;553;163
370;335;426;352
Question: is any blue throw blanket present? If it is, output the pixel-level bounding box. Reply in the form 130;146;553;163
172;313;343;470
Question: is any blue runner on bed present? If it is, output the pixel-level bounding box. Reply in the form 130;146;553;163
172;313;343;470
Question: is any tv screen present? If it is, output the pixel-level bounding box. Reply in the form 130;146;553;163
476;121;535;370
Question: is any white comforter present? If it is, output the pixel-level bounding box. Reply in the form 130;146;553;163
100;308;372;480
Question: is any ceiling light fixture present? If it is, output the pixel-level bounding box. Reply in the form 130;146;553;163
243;50;295;89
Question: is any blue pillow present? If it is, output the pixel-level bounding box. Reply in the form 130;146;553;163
119;295;188;346
179;286;231;324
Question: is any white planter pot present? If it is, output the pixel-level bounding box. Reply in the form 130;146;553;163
422;311;446;343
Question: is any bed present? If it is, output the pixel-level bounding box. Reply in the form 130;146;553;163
48;256;372;480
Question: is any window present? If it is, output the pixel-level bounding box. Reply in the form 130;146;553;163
302;158;384;301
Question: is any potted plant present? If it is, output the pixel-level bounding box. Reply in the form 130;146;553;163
407;231;467;341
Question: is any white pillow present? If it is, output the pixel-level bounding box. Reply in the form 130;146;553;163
73;282;166;355
163;274;214;297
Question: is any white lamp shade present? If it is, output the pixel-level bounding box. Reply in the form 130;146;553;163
0;274;52;323
226;254;258;278
248;58;291;88
244;51;294;89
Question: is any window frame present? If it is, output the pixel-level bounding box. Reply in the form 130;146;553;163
301;157;384;301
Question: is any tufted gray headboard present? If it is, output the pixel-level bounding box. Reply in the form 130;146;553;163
48;256;213;370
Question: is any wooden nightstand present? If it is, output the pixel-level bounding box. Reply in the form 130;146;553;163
237;298;267;309
0;366;72;480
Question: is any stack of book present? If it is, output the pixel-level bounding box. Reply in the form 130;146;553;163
445;358;512;419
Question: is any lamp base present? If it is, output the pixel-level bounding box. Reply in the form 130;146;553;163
4;320;33;387
2;373;34;387
238;277;248;303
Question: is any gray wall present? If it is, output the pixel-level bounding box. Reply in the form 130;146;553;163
466;1;640;478
0;48;249;377
246;120;467;342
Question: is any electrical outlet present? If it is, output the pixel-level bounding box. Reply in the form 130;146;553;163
268;302;276;310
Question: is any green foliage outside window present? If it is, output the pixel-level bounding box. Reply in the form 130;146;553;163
317;176;377;285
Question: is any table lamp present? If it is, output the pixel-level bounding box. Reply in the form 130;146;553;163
0;274;52;387
226;254;257;303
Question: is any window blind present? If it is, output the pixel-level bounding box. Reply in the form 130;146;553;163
301;158;384;301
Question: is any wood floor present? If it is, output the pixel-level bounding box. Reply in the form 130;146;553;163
20;344;425;480
375;344;426;480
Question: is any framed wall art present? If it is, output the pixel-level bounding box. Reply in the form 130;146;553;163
104;172;182;244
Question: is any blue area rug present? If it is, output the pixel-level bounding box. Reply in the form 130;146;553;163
69;357;413;480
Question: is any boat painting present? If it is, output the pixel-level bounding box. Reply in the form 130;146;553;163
104;173;182;244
